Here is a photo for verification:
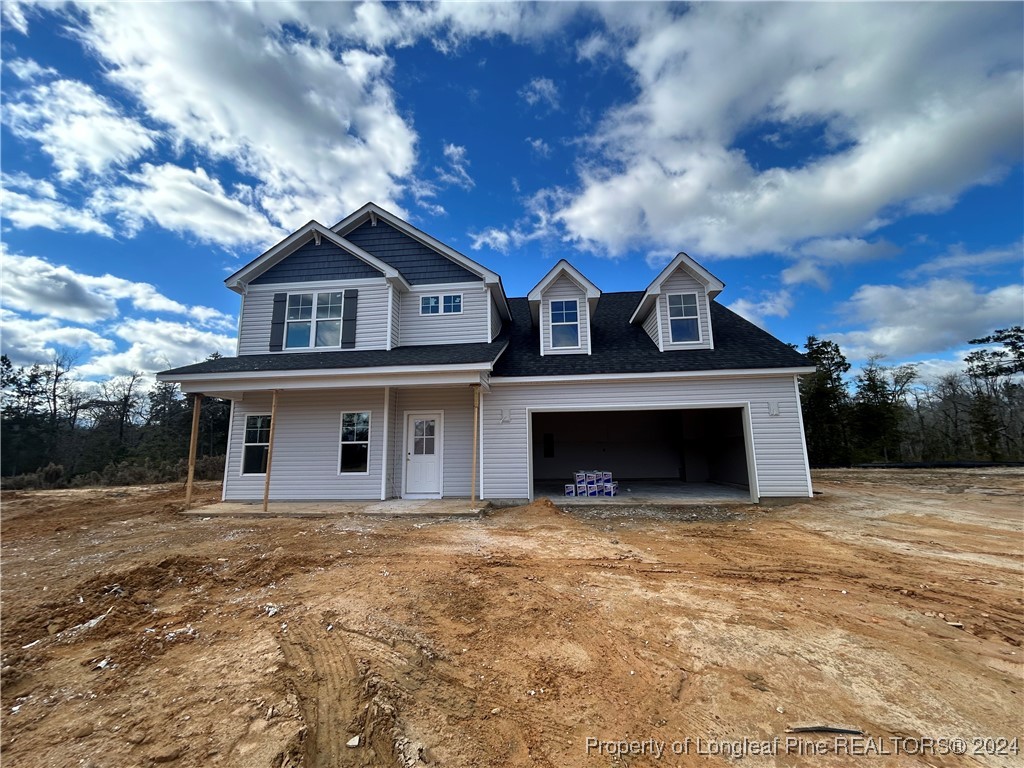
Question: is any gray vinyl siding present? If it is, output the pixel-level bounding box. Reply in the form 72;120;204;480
392;387;475;497
224;389;386;501
481;375;810;499
642;300;661;349
490;294;503;341
238;280;389;355
389;284;401;349
541;274;589;356
659;269;712;350
399;284;489;346
251;238;383;284
344;220;482;284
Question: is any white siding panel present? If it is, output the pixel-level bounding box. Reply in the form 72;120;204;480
642;300;661;350
399;284;489;346
393;386;475;497
659;269;712;350
481;376;810;499
238;280;389;355
542;274;589;356
224;389;385;500
389;285;401;349
490;294;503;341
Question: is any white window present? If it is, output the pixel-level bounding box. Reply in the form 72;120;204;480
339;411;370;474
285;292;345;348
668;293;700;342
242;414;271;475
550;299;579;348
420;294;462;315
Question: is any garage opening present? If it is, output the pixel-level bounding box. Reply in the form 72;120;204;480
531;408;753;503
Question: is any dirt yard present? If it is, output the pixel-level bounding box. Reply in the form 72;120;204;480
2;469;1021;767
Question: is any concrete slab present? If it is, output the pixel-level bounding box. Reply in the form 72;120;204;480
534;479;752;506
185;498;487;518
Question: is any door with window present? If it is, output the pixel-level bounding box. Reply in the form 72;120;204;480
405;413;442;496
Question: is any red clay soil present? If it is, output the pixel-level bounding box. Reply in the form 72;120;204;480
1;469;1021;767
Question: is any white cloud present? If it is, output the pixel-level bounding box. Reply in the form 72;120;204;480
546;3;1023;258
435;143;475;190
469;227;513;254
829;279;1022;360
75;318;235;380
576;33;611;62
72;2;418;233
526;137;551;157
5;58;56;82
92;163;283;249
905;241;1024;278
644;249;676;270
518;77;560;110
0;0;30;34
1;248;234;329
728;290;792;329
783;237;899;289
468;188;565;254
0;183;113;236
0;309;116;367
4;78;156;181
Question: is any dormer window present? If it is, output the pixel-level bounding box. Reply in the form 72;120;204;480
668;293;700;342
286;291;344;348
551;299;580;348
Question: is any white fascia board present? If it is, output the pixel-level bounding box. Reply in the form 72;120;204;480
526;259;601;302
403;280;487;292
224;220;410;292
490;367;817;385
161;366;493;393
629;252;726;324
245;276;388;292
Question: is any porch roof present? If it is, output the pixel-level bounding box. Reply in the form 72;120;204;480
160;339;508;378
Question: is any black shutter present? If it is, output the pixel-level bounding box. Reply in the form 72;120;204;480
341;289;358;349
269;293;287;351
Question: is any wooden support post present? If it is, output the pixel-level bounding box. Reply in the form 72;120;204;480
185;393;203;510
471;384;480;504
262;390;280;513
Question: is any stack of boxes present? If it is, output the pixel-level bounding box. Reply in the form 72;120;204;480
564;470;618;498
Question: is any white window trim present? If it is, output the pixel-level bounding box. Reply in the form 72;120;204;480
666;292;702;344
240;412;272;476
549;298;581;350
338;411;372;476
284;291;347;350
419;293;464;316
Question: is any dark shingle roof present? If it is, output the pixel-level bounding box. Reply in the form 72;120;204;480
490;292;809;376
158;292;808;379
161;340;508;377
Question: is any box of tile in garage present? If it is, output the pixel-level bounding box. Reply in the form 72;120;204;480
564;484;576;497
574;471;587;484
576;482;588;496
585;472;598;484
604;481;619;497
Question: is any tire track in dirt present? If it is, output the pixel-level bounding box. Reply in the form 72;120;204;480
278;619;364;768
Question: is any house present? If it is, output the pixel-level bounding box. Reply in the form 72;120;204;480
157;202;815;505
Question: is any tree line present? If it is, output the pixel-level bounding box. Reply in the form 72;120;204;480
1;353;229;488
1;327;1021;487
800;327;1024;466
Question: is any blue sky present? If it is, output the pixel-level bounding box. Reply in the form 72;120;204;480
1;1;1021;384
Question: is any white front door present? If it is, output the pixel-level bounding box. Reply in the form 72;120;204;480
405;413;442;496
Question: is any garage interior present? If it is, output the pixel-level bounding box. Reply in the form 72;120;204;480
531;408;753;503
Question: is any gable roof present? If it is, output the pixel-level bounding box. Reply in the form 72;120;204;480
224;221;409;293
526;259;601;323
334;203;511;319
492;292;810;377
629;252;726;325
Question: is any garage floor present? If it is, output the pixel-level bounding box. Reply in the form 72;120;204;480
533;479;752;505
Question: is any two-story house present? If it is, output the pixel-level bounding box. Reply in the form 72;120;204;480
158;202;814;504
